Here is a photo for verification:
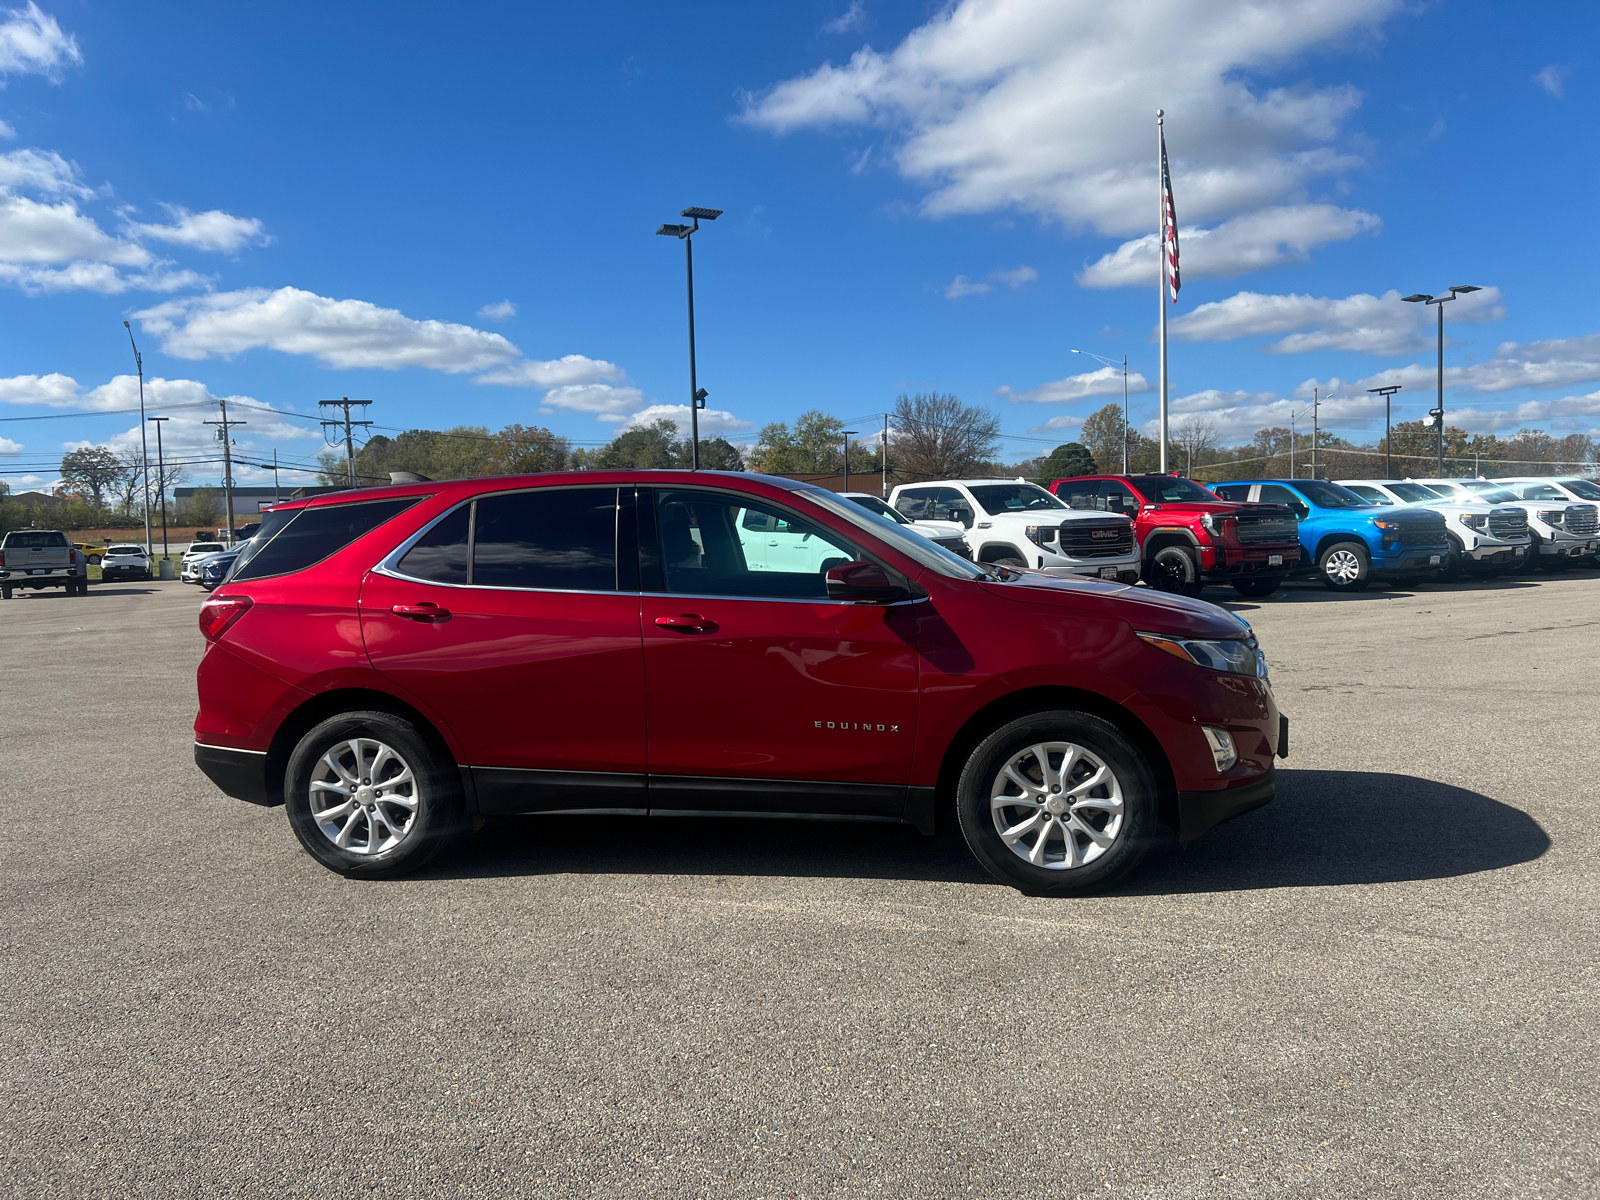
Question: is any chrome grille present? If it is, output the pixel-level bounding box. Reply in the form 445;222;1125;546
1566;505;1598;536
1057;519;1134;559
1234;510;1298;545
1488;509;1528;540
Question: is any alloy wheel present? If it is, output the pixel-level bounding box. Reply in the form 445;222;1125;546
1324;549;1362;584
308;738;421;855
989;741;1125;870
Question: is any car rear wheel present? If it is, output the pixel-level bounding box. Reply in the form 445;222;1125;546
1147;545;1202;597
285;710;464;879
1231;578;1279;598
956;709;1156;895
1317;541;1370;591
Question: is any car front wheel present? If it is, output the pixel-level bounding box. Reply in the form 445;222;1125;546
1318;541;1370;591
284;710;464;878
956;709;1156;895
1146;545;1203;597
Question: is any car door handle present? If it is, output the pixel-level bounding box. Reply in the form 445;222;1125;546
391;602;449;621
654;614;719;634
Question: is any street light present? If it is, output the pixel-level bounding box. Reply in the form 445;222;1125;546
121;321;154;556
1071;350;1130;473
1402;286;1481;478
1367;385;1402;478
148;416;171;571
656;206;722;470
841;431;858;493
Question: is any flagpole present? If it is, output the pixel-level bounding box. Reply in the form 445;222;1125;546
1157;109;1169;474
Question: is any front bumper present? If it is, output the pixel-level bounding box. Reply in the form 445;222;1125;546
1178;766;1277;841
1540;537;1598;558
1200;544;1300;582
1371;548;1448;577
195;741;277;806
1463;541;1528;566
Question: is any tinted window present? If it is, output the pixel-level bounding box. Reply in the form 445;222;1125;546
894;488;937;520
1211;485;1250;502
4;531;69;548
1342;485;1392;505
1389;483;1442;503
1100;481;1141;516
227;509;299;578
1509;483;1563;501
1461;482;1521;503
398;504;471;584
1562;479;1600;501
967;484;1066;514
1055;481;1101;511
107;546;146;555
654;489;857;600
232;497;421;582
472;488;617;590
1128;476;1220;504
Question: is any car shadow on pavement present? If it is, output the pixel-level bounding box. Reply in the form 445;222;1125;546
424;768;1547;891
1121;768;1550;894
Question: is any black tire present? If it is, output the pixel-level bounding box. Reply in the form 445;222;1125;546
1317;540;1370;591
1;585;11;600
1517;532;1542;574
1146;545;1203;596
284;710;464;879
1438;541;1464;582
956;709;1157;896
71;579;86;596
1231;578;1279;598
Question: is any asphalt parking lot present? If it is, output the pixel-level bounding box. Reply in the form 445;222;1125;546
2;573;1597;1199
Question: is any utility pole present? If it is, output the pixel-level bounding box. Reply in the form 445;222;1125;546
203;398;246;542
319;397;373;488
122;322;154;557
1312;387;1319;480
1368;386;1402;478
272;449;281;505
1289;408;1296;479
881;413;890;499
148;416;170;566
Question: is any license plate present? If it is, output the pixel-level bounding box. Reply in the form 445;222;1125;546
1100;567;1118;579
1429;555;1441;565
31;568;47;575
1267;554;1283;566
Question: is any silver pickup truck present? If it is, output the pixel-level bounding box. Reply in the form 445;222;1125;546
1;529;89;598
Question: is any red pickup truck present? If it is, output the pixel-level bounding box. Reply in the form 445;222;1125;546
1049;474;1301;597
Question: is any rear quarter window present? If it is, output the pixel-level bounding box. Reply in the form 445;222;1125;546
231;497;422;582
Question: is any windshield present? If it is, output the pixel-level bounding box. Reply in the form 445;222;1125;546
1129;476;1221;504
846;494;909;524
1561;478;1600;500
1508;483;1566;501
1295;480;1372;509
1342;485;1393;505
967;483;1066;515
188;543;225;554
1458;481;1519;502
797;487;987;580
1389;482;1444;503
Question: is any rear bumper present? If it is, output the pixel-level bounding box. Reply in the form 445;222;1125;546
1178;766;1276;842
195;741;278;806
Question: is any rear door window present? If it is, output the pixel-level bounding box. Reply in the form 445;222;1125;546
1100;481;1141;517
397;504;472;584
1211;485;1250;502
231;497;421;582
893;488;936;520
471;488;618;591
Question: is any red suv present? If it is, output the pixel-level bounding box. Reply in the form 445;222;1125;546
194;472;1286;895
1049;474;1301;598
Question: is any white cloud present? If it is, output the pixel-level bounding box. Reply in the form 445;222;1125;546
1534;65;1569;98
0;147;92;196
132;286;522;373
121;205;271;253
541;383;647;417
1144;388;1384;443
0;3;80;82
477;299;517;321
0;190;149;266
741;0;1399;278
0;371;85;406
1295;331;1600;399
1079;205;1379;288
1029;413;1085;433
0;433;20;451
996;365;1151;404
823;0;867;35
474;354;624;388
616;404;753;436
1170;286;1504;355
944;263;1037;298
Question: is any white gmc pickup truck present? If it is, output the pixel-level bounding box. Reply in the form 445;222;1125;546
1;528;89;598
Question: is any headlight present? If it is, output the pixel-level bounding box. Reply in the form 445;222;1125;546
1199;512;1217;534
1137;631;1266;677
1025;524;1054;546
1458;513;1488;531
1537;510;1564;525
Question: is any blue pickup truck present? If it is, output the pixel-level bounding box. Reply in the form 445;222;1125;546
1210;478;1450;591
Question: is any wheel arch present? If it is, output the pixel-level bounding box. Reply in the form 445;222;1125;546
1143;526;1200;551
975;541;1022;563
1313;531;1370;562
264;688;465;808
931;685;1179;837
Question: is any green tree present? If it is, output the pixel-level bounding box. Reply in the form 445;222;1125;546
591;420;681;469
183;487;221;527
696;437;746;471
888;392;999;481
748;411;855;474
59;446;126;513
485;424;573;475
1079;404;1129;473
1032;442;1097;485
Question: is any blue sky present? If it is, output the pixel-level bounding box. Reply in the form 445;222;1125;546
0;0;1596;490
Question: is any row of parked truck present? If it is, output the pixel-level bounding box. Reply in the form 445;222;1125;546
863;472;1600;597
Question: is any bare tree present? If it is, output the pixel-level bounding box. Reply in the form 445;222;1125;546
112;449;147;519
1175;415;1219;477
890;392;1001;480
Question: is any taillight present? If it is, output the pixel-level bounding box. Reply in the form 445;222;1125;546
198;594;253;641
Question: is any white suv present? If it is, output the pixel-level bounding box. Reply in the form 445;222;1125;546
1335;479;1530;579
890;479;1140;581
180;541;228;584
99;544;152;582
840;492;970;557
1425;480;1597;572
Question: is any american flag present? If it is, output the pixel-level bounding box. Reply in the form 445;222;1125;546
1160;126;1180;303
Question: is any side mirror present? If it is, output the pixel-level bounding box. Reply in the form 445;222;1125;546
826;561;911;604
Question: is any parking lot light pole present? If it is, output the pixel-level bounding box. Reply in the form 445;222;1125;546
122;321;154;557
1403;286;1481;477
1071;349;1130;473
656;207;722;470
842;431;857;492
1368;385;1402;477
148;416;170;566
